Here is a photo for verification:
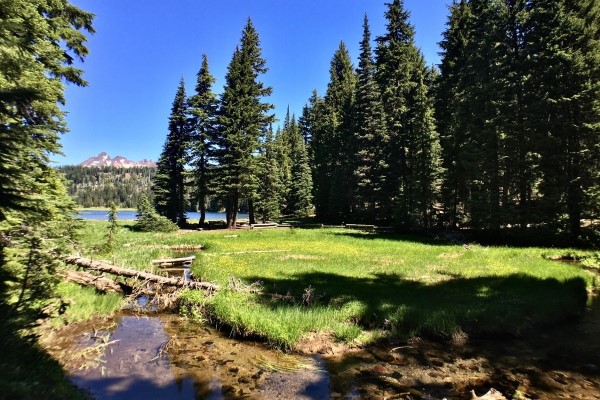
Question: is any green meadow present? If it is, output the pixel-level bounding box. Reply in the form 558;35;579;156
74;221;597;349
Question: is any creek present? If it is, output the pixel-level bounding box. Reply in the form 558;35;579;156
44;294;600;399
51;313;339;400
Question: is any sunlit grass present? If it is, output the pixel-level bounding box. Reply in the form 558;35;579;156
53;282;123;326
76;221;598;348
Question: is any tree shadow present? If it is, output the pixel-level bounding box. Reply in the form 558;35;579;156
247;271;588;337
242;271;597;398
331;226;597;249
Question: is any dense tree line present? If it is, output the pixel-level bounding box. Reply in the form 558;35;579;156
154;0;599;242
302;3;442;228
58;166;156;208
436;0;600;240
154;19;312;228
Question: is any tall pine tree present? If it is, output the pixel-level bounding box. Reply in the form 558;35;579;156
215;18;274;228
153;79;189;226
352;15;389;223
287;116;314;218
376;0;441;228
0;0;93;319
321;42;356;223
255;126;284;222
526;0;600;239
189;54;218;225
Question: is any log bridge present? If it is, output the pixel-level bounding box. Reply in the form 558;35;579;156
151;255;195;279
65;256;219;293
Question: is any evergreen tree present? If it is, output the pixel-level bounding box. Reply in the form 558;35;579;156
304;90;332;221
275;109;293;213
526;0;600;239
436;0;473;227
404;53;443;228
215;18;274;228
103;203;119;253
153;79;189;226
323;42;356;223
287;116;314;218
136;194;178;232
352;15;389;223
0;0;93;318
255;127;283;222
376;0;441;227
189;54;219;225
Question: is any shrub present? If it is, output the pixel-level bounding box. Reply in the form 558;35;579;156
135;195;178;232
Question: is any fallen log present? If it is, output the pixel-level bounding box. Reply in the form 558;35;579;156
65;256;220;293
64;270;128;295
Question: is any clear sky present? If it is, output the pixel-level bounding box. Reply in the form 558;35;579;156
58;0;450;166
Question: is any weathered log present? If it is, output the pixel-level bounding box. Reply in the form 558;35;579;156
64;270;128;294
65;256;220;293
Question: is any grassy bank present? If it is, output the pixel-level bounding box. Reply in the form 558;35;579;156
75;221;597;348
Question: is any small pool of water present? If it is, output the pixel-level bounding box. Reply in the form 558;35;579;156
63;314;333;400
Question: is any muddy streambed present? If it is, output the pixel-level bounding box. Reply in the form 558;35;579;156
43;300;600;400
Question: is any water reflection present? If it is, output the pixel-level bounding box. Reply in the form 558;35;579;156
67;314;331;400
70;316;197;399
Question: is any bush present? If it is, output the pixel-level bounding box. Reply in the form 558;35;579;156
135;195;178;232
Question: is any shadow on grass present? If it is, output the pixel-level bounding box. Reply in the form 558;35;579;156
332;226;599;249
323;280;600;399
244;272;596;398
246;271;588;337
0;310;87;399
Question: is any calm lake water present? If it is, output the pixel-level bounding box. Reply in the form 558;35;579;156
77;210;248;221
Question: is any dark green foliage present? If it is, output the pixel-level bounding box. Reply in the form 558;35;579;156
255;127;284;222
525;0;600;239
153;79;189;226
0;0;92;315
135;194;178;232
103;203;118;253
302;91;332;221
59;165;156;208
287;116;314;218
0;1;93;394
375;0;442;228
308;43;356;223
437;0;600;240
352;15;389;223
436;0;474;227
189;54;219;225
215;18;274;228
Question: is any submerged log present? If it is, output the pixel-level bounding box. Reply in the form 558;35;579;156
65;256;220;293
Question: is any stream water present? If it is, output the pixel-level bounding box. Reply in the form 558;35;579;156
52;313;335;400
44;295;600;399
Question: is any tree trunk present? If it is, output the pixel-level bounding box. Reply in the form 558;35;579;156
64;270;127;294
65;256;220;292
248;198;256;224
199;195;206;226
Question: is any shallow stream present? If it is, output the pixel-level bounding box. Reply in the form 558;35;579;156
51;313;340;400
45;300;600;400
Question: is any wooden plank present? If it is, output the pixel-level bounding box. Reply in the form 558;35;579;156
151;255;195;265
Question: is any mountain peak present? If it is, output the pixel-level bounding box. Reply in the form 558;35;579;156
79;152;156;168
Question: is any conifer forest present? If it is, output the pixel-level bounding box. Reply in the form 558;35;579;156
151;0;600;242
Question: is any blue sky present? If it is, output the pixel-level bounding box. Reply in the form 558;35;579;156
58;0;449;165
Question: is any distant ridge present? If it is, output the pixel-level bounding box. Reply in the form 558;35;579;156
79;152;155;168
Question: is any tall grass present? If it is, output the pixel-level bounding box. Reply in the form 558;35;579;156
76;222;597;348
52;282;123;327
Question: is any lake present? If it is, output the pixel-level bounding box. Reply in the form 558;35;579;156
77;210;248;221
